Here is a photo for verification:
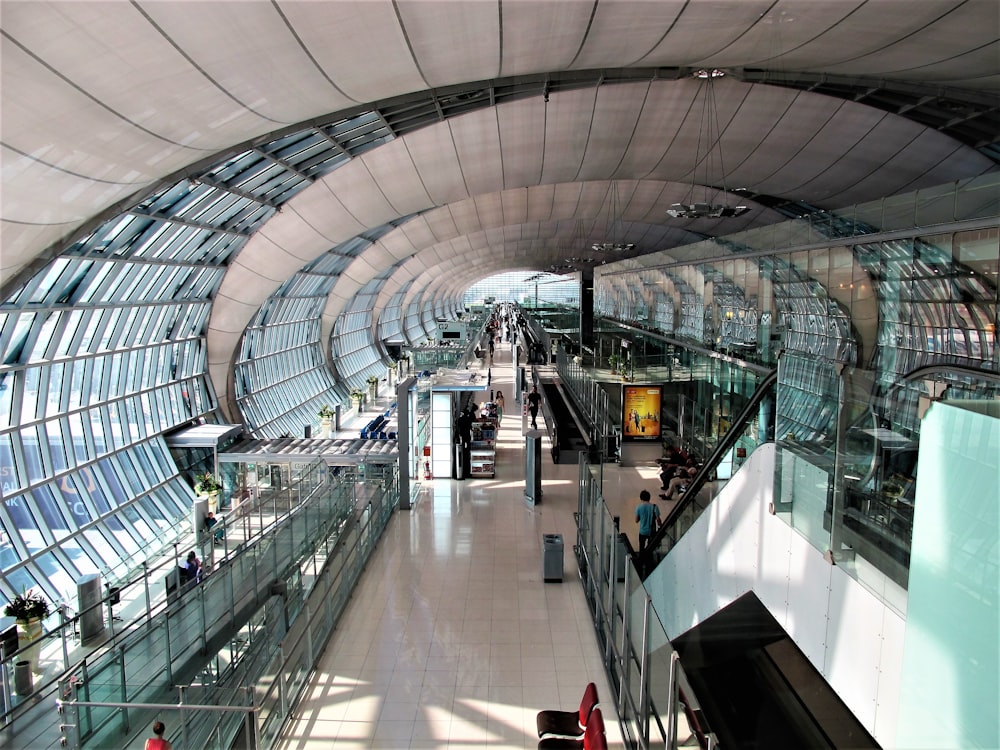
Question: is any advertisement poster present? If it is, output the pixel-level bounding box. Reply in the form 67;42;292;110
622;385;662;441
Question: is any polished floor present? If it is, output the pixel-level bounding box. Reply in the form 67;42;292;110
276;347;665;749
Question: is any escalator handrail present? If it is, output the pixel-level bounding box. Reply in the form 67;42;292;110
637;369;779;576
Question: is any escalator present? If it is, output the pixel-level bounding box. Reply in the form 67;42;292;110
673;593;880;750
637;369;779;576
539;381;589;463
629;370;882;749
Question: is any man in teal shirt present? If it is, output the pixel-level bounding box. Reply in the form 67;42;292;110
635;490;660;551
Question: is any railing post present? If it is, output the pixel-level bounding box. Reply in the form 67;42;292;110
666;651;679;750
59;603;70;667
304;604;314;667
80;660;92;736
117;645;129;734
278;642;288;717
58;684;81;750
199;584;208;655
178;685;188;750
638;594;652;749
619;562;631;706
246;685;259;749
164;614;174;687
142;561;152;628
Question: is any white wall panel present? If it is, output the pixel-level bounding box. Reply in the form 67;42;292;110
826;565;883;729
873;607;905;746
785;532;833;668
648;442;912;746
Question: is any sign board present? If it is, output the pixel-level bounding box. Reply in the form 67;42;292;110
621;385;662;442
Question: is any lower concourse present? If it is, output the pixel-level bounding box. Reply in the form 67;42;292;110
277;347;633;749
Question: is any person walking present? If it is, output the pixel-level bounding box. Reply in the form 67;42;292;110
145;720;173;750
494;390;505;426
527;385;541;429
634;490;660;551
185;551;202;586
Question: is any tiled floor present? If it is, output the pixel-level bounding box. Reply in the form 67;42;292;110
276;347;666;749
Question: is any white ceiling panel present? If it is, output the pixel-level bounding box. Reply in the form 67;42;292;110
803;1;1000;82
280;2;426;103
397;219;441;253
702;2;862;69
449;110;505;197
362;141;433;217
619;83;694;178
575;2;686;69
498;1;594;75
472;193;506;231
495;101;546;189
326;162;402;229
648;1;778;67
448;197;490;237
499;188;530;227
397;1;501;86
275;184;367;247
138;3;343;123
403;126;471;207
377;231;419;264
574;84;648;180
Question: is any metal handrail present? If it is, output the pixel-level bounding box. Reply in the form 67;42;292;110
638;370;778;576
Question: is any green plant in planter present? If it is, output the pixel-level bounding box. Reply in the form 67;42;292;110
4;588;51;622
194;471;222;495
350;389;365;402
317;404;335;419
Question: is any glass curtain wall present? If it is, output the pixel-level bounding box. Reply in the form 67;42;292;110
593;190;998;602
0;106;406;607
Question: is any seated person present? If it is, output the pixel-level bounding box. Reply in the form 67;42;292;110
657;446;686;488
204;512;224;541
661;458;699;500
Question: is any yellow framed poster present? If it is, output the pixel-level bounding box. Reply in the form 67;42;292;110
622;385;662;441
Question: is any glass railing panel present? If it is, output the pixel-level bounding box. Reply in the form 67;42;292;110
575;453;721;750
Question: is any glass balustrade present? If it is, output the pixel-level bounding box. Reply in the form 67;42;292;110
576;456;720;749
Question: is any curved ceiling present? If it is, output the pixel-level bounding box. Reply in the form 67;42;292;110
2;1;999;409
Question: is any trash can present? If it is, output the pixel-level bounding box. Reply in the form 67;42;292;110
542;534;563;582
615;533;627;582
15;660;33;696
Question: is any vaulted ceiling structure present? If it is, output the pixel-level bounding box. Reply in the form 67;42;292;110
3;1;999;412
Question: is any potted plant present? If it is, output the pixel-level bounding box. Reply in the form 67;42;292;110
4;588;50;623
608;354;620;374
317;404;335;438
350;389;365;412
366;375;379;400
194;471;222;496
5;588;49;673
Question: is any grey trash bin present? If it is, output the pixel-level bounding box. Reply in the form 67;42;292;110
14;660;33;696
542;534;563;582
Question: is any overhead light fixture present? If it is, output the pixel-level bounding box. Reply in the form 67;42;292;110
666;69;750;220
666;203;749;219
590;242;635;253
591;180;635;254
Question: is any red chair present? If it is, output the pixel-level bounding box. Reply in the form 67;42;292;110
537;708;606;750
536;682;599;738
